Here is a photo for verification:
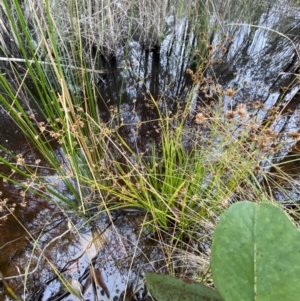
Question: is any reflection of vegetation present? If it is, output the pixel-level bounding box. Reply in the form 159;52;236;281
0;0;299;299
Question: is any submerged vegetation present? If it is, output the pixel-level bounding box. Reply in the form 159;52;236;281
0;0;300;299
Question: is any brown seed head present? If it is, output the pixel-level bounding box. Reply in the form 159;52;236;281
224;88;236;97
195;113;206;124
226;111;236;119
236;104;247;118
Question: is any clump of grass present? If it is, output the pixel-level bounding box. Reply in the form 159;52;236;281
17;0;212;58
0;0;299;228
2;0;300;215
92;95;288;233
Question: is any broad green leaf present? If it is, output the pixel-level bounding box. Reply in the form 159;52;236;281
211;201;300;301
146;272;223;301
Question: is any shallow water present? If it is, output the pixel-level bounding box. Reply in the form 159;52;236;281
1;1;300;300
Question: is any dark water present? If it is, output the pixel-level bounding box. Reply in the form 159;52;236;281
1;2;300;300
0;115;166;300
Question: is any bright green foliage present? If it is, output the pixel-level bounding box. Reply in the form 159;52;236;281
146;273;223;301
211;201;300;301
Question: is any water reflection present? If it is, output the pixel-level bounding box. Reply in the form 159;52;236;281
31;211;163;301
0;119;163;300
